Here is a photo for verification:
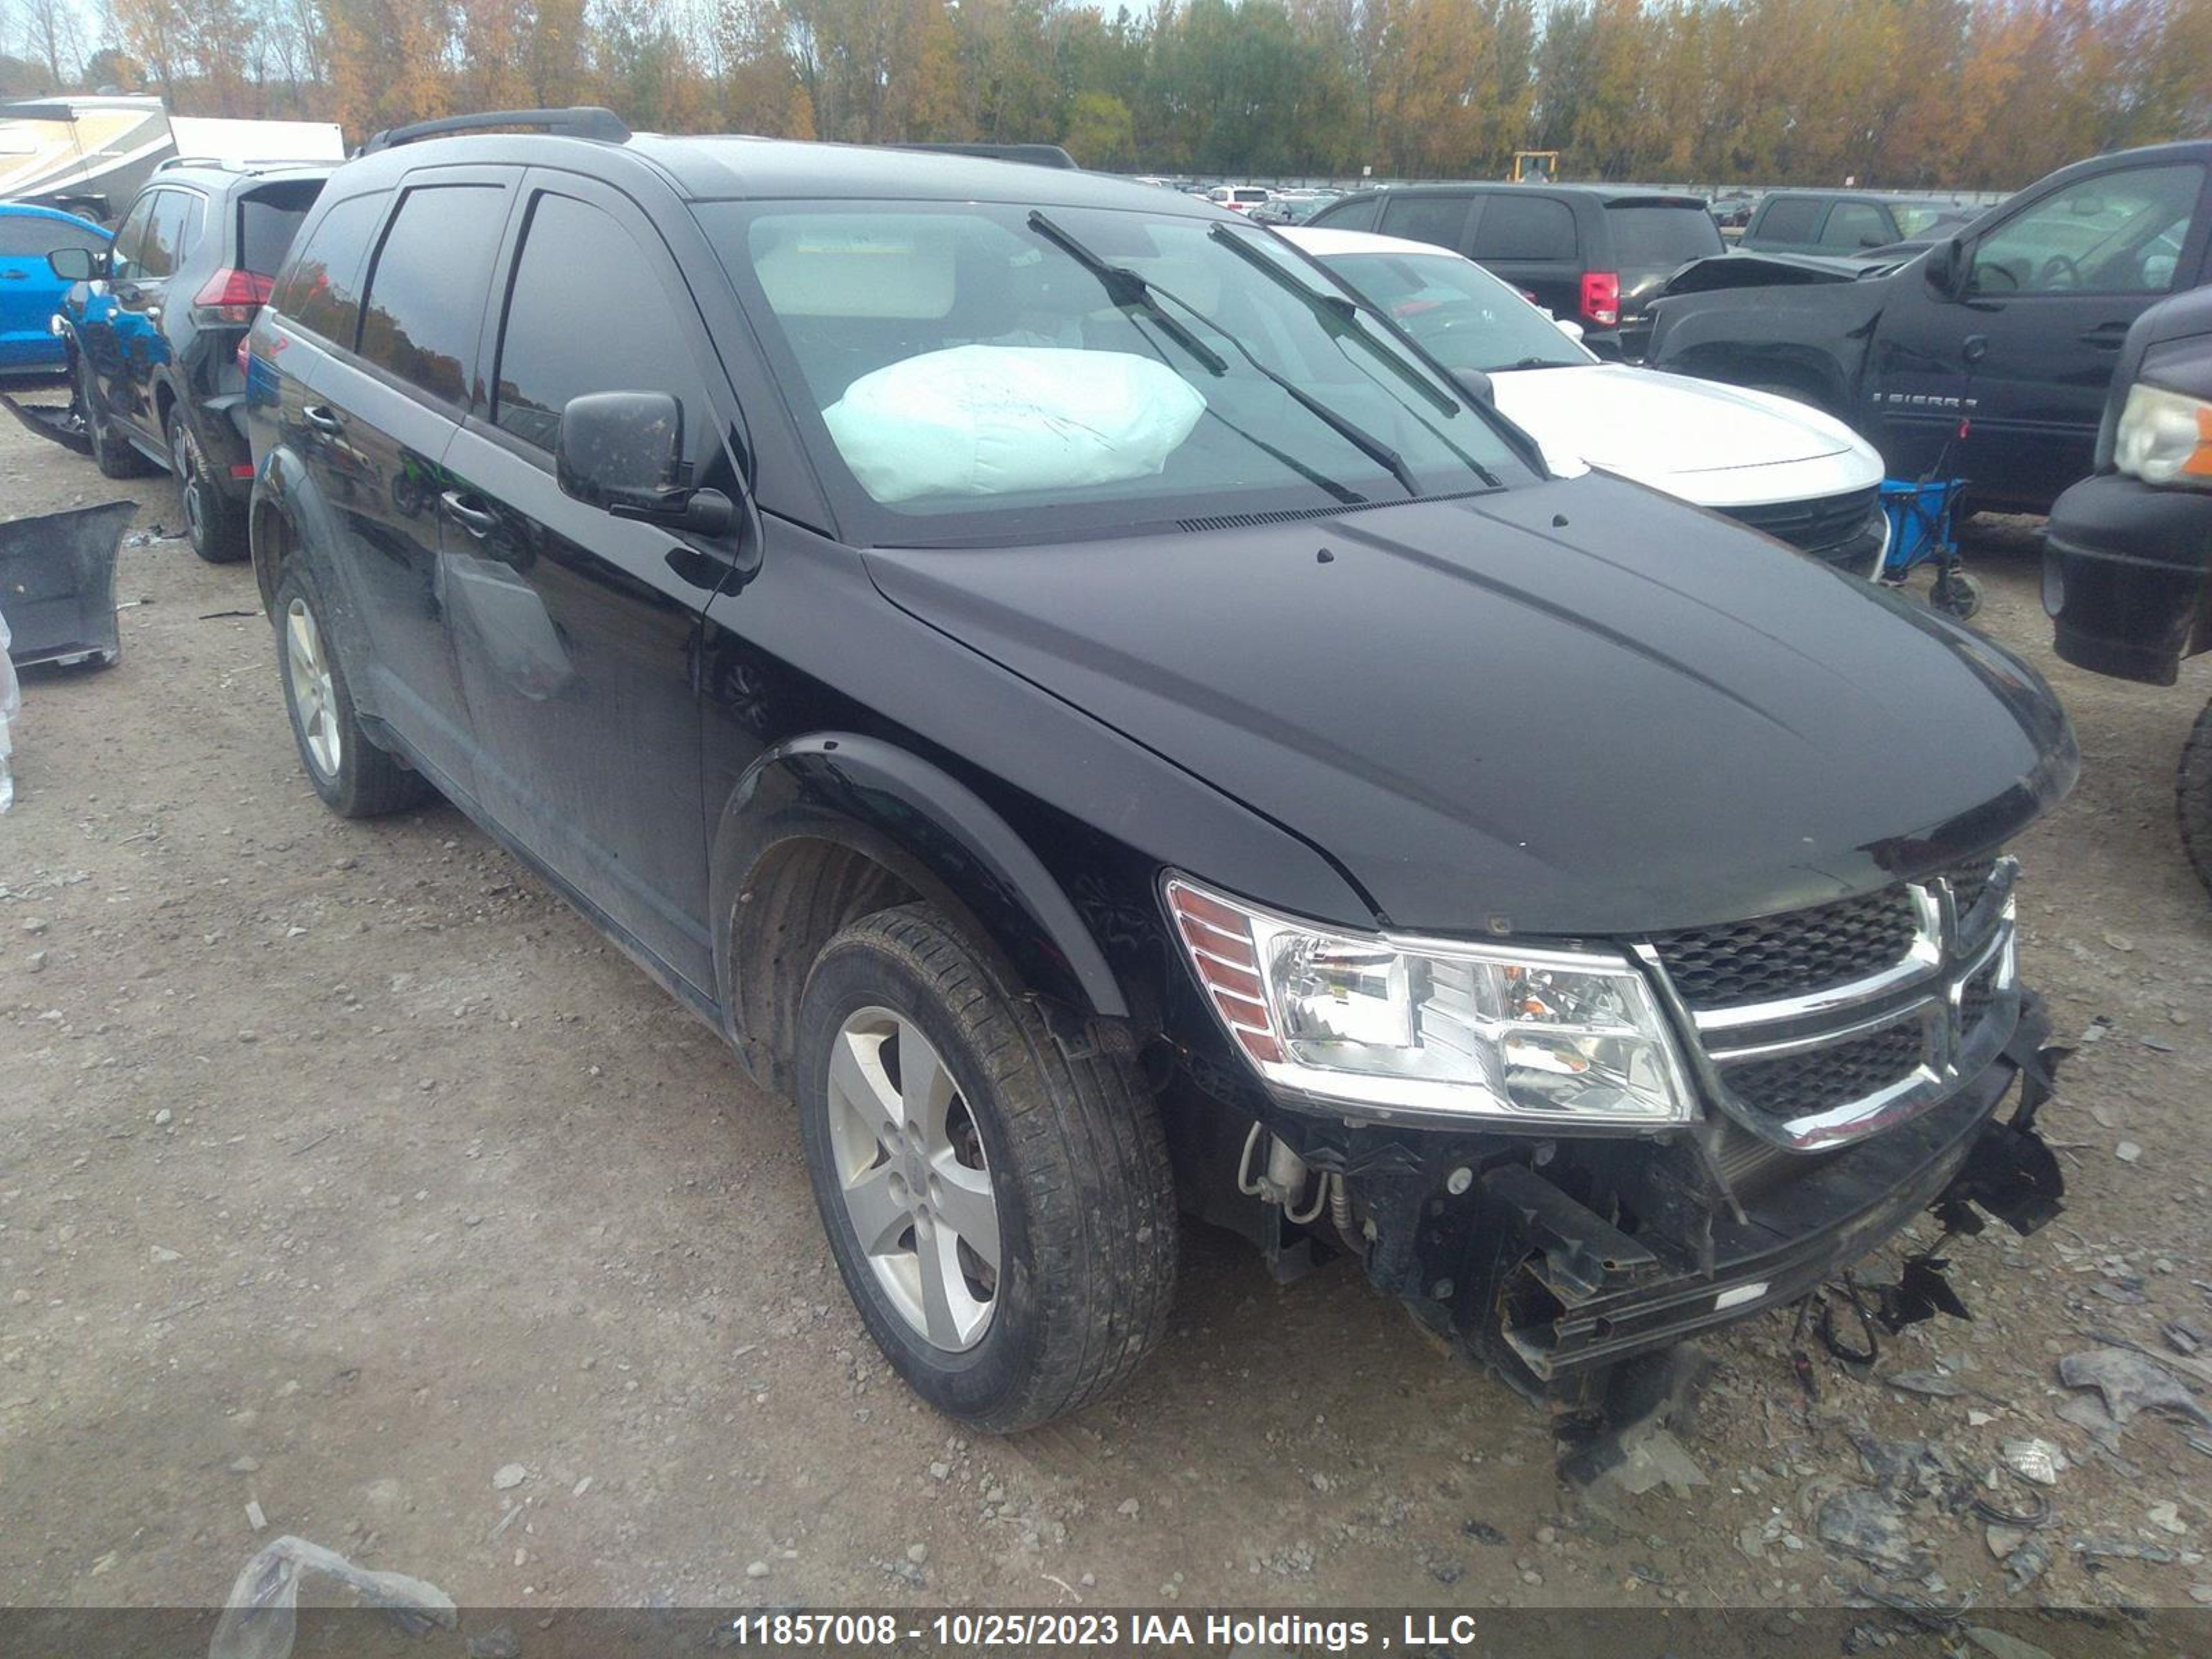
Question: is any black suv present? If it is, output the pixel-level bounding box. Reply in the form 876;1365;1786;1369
50;159;332;561
1306;183;1723;357
246;111;2075;1434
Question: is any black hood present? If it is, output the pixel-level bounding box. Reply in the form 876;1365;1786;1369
864;474;2077;937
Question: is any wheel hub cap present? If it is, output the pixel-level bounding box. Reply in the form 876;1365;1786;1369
284;597;341;779
826;1006;1000;1351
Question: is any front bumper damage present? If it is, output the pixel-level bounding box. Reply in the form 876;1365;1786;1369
1358;994;2060;1405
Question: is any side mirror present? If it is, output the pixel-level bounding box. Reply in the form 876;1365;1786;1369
1924;236;1967;300
1553;316;1586;344
1449;368;1495;405
556;390;733;535
48;245;101;281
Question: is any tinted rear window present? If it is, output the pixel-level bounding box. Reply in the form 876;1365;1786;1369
1606;203;1723;267
0;214;104;258
274;191;388;347
357;183;509;406
1379;195;1470;250
1751;197;1824;243
1314;196;1380;233
239;182;324;276
1470;195;1577;261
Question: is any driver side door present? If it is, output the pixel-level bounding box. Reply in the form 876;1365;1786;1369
1871;158;2210;509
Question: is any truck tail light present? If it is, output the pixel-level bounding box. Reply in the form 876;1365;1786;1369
193;268;275;326
1580;271;1620;328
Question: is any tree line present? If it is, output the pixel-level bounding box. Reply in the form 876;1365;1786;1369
1;0;2204;190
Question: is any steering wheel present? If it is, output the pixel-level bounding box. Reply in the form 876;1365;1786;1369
2034;252;2083;291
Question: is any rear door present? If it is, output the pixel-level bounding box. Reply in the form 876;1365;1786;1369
1465;192;1582;320
302;171;518;795
1872;156;2211;507
437;172;737;987
108;185;201;438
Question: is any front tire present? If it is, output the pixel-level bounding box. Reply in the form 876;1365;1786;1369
2177;697;2212;900
796;904;1177;1431
169;408;245;563
272;561;431;818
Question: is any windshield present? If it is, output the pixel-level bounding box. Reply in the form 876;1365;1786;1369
1318;249;1591;373
702;201;1526;543
1605;204;1723;268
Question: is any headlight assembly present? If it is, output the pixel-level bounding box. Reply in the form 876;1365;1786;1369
1165;875;1696;1128
2115;382;2212;490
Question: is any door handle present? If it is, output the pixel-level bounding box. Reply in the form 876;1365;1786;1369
301;404;344;433
2078;321;2130;348
0;270;26;281
439;490;500;538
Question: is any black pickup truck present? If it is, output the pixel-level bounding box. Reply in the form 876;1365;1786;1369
1648;142;2212;514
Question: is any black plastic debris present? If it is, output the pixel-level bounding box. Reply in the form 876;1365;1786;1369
0;391;91;458
2058;1347;2212;1427
0;501;138;669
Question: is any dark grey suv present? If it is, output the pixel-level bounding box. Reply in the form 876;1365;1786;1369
51;158;330;561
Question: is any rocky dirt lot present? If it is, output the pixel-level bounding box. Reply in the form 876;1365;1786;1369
3;394;2211;1636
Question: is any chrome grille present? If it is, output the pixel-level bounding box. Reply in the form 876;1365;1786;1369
1721;1020;1927;1122
1652;888;1919;1011
1644;857;2018;1154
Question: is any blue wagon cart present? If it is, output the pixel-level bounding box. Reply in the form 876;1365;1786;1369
1880;476;1980;619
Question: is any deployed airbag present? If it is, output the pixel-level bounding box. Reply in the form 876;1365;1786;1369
823;345;1206;503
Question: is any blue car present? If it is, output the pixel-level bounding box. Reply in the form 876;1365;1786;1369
0;203;110;377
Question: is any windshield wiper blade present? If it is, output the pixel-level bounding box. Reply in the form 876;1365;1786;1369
1028;210;1228;377
1139;281;1419;497
1207;224;1458;418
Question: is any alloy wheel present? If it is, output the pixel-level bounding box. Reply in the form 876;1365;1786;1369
284;597;341;780
825;1005;1001;1351
171;420;207;548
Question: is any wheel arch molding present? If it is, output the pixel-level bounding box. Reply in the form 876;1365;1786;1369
711;733;1132;1093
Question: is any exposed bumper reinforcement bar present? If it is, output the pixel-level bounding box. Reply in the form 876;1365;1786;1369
1425;996;2059;1395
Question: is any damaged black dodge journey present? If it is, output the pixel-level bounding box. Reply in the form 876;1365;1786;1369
243;110;2079;1434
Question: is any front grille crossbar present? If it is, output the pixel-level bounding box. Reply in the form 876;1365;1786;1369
1638;859;2019;1152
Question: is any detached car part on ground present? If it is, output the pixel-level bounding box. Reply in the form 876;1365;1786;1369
244;111;2079;1437
2043;285;2212;894
1282;225;1889;576
1647;141;2212;515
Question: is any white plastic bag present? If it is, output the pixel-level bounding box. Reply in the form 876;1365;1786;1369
207;1535;456;1659
823;344;1206;503
0;606;18;814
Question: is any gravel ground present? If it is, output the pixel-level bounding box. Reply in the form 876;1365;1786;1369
3;391;2211;1631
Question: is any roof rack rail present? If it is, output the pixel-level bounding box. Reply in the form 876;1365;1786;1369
154;155;332;174
892;142;1079;171
357;106;630;156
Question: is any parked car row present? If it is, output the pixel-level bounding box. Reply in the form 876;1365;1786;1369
1646;141;2212;514
167;109;2076;1442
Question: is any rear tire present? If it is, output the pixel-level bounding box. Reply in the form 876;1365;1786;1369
2177;697;2212;900
272;561;431;818
796;904;1177;1431
168;408;246;563
79;355;153;480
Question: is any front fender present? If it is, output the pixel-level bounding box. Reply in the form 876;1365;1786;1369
711;733;1130;1081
